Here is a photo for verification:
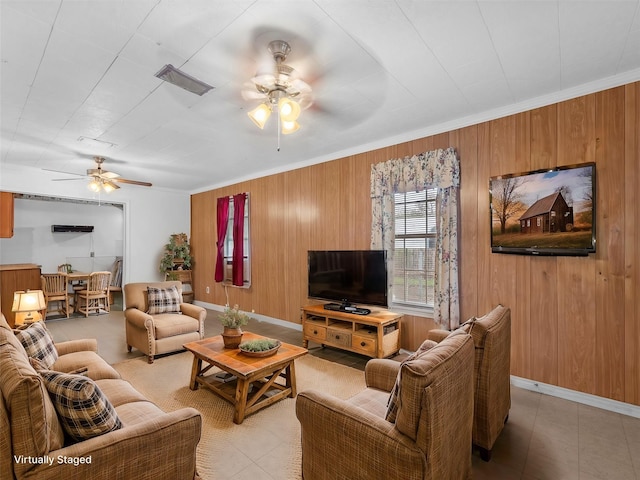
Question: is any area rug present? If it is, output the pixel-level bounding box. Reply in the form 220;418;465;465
113;352;367;480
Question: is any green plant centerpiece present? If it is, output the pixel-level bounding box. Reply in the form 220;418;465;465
159;233;192;278
238;338;281;357
219;304;251;349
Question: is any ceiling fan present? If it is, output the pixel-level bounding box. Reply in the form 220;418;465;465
241;40;314;138
51;157;152;192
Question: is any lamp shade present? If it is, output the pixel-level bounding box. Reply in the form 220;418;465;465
12;290;46;325
103;181;117;192
281;120;300;135
88;179;101;192
247;103;272;129
278;98;301;122
12;290;46;312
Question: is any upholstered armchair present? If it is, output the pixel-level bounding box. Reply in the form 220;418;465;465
124;281;206;363
296;331;475;480
428;304;511;461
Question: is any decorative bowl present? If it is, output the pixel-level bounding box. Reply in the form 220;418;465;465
238;339;281;357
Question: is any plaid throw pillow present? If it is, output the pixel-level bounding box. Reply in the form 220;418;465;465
40;370;122;442
146;285;182;315
14;322;58;368
385;339;438;423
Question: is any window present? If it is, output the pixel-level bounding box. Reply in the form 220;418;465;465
393;189;436;308
223;194;251;287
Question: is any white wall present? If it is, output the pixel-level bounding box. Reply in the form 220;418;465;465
1;198;123;274
0;164;191;283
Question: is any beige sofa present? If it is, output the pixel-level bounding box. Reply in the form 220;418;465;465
428;304;511;461
296;330;475;480
0;314;202;480
124;281;206;363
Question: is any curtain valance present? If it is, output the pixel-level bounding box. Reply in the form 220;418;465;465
370;147;459;198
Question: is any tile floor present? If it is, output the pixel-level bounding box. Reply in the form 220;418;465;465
44;300;640;480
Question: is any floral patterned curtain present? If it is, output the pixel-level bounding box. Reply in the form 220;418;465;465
370;147;460;330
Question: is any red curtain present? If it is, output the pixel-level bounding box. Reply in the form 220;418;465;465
214;196;230;282
231;193;246;286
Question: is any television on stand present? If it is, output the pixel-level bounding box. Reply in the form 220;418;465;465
307;250;388;315
489;162;596;256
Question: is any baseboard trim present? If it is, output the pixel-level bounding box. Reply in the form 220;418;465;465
511;376;640;419
197;301;639;418
195;301;303;332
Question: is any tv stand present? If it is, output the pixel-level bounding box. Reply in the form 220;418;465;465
323;302;371;315
301;304;402;359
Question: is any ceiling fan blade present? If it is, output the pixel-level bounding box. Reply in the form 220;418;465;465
51;178;86;182
241;89;268;101
115;178;152;187
43;168;85;177
101;171;120;180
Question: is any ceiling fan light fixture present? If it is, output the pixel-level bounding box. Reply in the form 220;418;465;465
244;40;313;147
102;181;119;193
248;103;272;129
88;179;101;192
281;120;300;135
278;98;301;122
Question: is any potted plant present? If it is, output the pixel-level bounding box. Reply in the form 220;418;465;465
219;304;251;348
159;233;192;277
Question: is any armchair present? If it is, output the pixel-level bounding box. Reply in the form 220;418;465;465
296;331;474;480
428;304;511;461
124;281;206;363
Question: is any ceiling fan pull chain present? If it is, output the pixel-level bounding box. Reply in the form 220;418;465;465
277;109;281;152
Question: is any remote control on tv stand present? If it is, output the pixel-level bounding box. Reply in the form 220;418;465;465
322;304;371;315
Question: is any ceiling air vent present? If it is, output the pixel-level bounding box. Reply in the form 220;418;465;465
51;225;94;233
154;64;214;96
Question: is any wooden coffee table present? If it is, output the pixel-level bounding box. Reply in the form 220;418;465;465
184;332;308;424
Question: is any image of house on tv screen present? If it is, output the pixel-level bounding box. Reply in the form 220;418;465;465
490;163;595;251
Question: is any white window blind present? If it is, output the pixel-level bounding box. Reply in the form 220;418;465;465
393;189;436;307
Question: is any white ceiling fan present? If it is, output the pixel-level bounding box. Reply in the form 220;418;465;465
50;156;152;193
241;40;314;138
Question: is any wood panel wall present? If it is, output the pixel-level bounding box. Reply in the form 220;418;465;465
191;81;640;406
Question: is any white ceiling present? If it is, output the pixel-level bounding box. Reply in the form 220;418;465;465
1;0;640;192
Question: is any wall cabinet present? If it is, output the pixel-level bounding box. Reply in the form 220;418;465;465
0;191;14;238
301;304;402;359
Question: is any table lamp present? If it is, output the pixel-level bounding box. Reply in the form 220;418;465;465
12;290;46;325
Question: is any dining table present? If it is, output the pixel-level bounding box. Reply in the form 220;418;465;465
66;271;90;282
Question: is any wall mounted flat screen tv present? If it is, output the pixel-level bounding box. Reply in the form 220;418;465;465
308;250;388;307
490;162;596;256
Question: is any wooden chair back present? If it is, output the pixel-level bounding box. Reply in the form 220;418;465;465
41;273;70;318
41;273;68;296
87;271;112;293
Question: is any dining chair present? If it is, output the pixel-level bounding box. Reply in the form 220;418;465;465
41;273;71;318
77;271;112;317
